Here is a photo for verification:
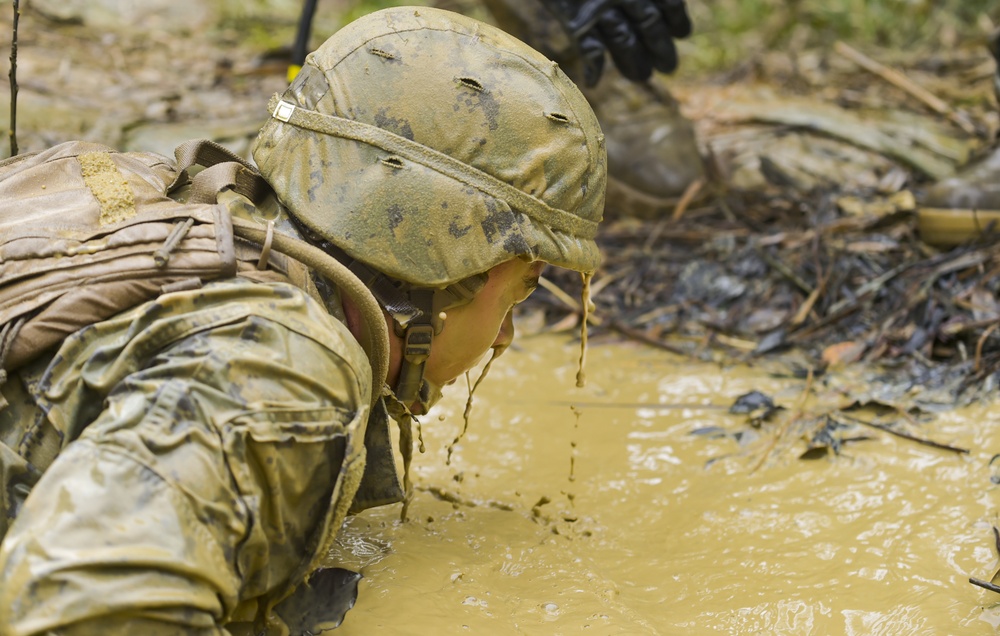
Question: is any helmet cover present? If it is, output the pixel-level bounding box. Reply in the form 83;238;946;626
252;6;606;287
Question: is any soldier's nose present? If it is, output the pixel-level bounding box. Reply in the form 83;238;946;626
492;310;514;357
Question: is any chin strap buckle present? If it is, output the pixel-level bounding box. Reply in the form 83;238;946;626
403;323;433;365
395;323;434;405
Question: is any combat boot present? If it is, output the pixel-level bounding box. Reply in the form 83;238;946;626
916;29;1000;246
918;146;1000;246
582;64;705;217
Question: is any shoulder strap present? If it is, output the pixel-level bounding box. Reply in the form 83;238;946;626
231;219;389;411
189;162;272;207
173;140;389;406
169;139;268;204
173;138;256;174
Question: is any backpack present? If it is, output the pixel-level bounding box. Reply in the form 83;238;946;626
0;139;388;390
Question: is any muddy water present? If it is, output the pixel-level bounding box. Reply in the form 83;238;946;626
332;335;1000;634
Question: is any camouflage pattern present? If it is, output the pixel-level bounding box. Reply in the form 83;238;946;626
0;277;379;635
253;6;606;288
477;0;706;217
0;8;608;634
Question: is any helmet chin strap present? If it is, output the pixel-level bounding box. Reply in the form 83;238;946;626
392;281;484;412
288;212;487;413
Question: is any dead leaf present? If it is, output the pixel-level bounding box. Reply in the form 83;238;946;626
822;341;868;367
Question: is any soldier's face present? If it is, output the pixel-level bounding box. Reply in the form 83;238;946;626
422;259;544;392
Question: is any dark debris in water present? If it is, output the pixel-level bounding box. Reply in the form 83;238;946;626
728;390;782;427
798;416;873;459
969;526;1000;595
521;29;1000;410
529;185;1000;405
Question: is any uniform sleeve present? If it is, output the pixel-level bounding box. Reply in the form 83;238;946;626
0;299;370;635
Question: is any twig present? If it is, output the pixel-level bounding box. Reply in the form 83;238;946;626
839;414;969;454
791;261;912;342
538;275;580;310
790;266;831;327
642;178;705;252
974;321;1000;373
538;274;609;328
671;178;704;223
826;262;911;317
969;577;1000;594
607;319;688;356
750;367;814;473
758;247;814;295
8;0;19;157
833;41;979;136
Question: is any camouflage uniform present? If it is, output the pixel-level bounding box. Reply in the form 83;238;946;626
0;277;382;635
0;7;605;635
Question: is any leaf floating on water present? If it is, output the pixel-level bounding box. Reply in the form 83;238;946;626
799;446;830;460
989;454;1000;485
689;426;728;438
729;390;782;426
729;390;775;414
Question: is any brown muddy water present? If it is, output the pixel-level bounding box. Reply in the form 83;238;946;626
330;334;1000;634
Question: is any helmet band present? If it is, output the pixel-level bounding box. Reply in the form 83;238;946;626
268;95;599;240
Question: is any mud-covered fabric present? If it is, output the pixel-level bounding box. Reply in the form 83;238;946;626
0;278;376;635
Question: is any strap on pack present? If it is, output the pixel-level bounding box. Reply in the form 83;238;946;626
169;139;272;207
230;219;390;413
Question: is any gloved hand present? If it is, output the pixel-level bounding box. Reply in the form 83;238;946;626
540;0;692;86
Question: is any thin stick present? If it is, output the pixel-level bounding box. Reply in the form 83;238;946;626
970;577;1000;594
750;367;814;473
537;275;604;326
538;275;580;310
758;247;814;295
974;321;1000;372
839;414;969;454
607;319;688;356
8;0;19;157
671;178;704;222
642;179;705;253
833;41;978;136
537;277;689;355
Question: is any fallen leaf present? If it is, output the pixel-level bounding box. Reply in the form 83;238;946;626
822;341;868;366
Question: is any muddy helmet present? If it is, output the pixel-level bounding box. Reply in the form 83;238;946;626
252;6;605;288
252;6;606;410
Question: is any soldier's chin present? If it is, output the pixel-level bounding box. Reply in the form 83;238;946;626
410;378;445;416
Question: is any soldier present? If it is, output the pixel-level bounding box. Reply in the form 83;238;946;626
0;6;604;635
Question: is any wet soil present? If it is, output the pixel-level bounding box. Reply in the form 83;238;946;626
333;335;1000;634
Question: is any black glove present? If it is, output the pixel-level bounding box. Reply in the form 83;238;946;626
541;0;692;87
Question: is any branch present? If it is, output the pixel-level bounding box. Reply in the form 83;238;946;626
8;0;19;157
834;40;979;137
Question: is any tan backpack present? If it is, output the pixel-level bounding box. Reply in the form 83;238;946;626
0;139;388;392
